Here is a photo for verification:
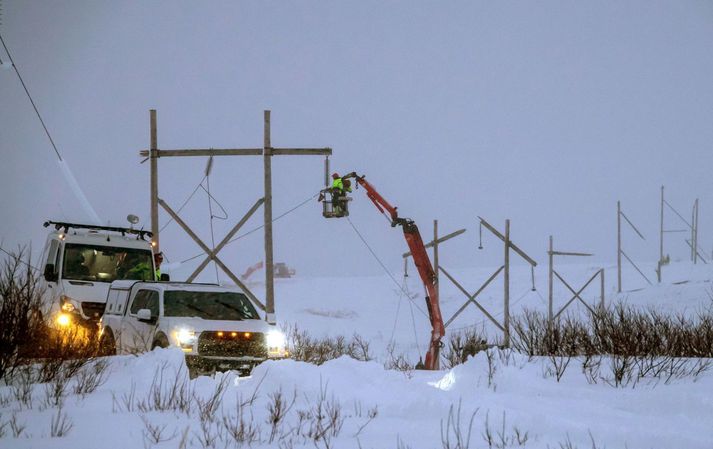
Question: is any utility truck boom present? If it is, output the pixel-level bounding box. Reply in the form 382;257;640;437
326;172;445;370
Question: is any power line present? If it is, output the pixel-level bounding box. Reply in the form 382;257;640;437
179;193;318;264
345;216;428;318
0;32;62;161
0;245;41;272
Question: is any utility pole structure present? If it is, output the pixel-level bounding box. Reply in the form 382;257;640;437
150;110;159;252
142;109;331;323
503;219;510;347
438;217;536;348
548;235;603;323
658;186;664;283
263;111;275;320
617;201;621;293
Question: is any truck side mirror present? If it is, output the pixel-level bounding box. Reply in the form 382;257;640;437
137;308;157;324
160;273;170;282
43;264;58;282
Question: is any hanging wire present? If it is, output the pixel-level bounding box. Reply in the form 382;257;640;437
199;184;228;220
345;216;428;318
0;245;41;272
388;273;423;356
403;279;422;355
530;265;536;291
159;175;207;232
205;173;220;283
0;32;62;161
388;280;405;345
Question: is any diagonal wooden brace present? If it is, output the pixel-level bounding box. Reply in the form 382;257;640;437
553;270;598;319
440;265;505;331
187;198;264;282
159;199;266;311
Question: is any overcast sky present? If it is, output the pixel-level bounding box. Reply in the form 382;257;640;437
1;1;712;282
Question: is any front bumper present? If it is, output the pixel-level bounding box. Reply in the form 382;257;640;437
185;355;267;376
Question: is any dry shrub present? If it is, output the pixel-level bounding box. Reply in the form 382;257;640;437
511;303;713;358
1;248;104;388
442;328;489;369
285;325;372;365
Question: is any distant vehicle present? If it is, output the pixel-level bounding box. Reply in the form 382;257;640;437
241;261;295;280
274;262;296;278
99;281;287;375
39;220;157;331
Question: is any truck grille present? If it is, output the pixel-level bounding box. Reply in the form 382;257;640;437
81;301;105;320
198;332;268;358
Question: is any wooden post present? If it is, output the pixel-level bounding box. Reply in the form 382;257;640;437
150;109;159;251
658;186;664;282
433;219;439;300
503;219;510;347
548;235;553;323
617;201;621;293
693;199;699;264
263;110;275;323
600;269;605;309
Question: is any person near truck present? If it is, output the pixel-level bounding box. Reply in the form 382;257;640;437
154;252;164;280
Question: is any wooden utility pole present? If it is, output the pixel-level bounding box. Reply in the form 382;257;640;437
263;111;275;322
150;109;159;251
692;199;699;264
503;219;510;347
143;110;331;323
658;185;664;282
548;235;554;322
617;201;621;293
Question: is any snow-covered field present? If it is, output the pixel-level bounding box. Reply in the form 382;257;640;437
2;262;712;448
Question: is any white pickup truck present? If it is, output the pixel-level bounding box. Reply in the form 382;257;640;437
99;280;287;375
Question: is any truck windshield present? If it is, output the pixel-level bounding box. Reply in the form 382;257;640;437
163;291;259;320
63;244;154;282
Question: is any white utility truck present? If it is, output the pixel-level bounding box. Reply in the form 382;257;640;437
99;281;287;375
39;220;158;331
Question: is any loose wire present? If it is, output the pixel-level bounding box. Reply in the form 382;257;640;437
345;216;428;318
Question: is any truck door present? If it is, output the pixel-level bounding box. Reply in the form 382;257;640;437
40;238;62;315
120;288;160;354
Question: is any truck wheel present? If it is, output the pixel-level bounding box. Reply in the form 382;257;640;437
152;334;169;350
99;331;116;356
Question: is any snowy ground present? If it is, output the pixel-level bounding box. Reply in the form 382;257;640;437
1;261;712;448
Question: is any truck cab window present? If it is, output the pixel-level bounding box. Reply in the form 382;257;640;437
62;244;153;282
145;291;159;317
130;290;149;315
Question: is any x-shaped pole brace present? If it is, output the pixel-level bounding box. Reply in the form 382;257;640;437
440;265;505;331
552;269;600;319
159;198;266;311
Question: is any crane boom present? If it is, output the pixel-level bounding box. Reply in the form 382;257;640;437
342;172;445;370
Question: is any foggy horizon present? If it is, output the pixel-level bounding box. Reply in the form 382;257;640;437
2;1;712;282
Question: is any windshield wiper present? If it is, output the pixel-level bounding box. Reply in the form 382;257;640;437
184;303;211;317
215;300;248;320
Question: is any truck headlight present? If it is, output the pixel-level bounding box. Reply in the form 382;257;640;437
266;330;287;357
175;328;196;349
56;313;71;327
60;295;77;313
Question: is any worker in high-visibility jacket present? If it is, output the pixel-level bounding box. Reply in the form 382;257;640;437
331;173;351;215
154;252;164;280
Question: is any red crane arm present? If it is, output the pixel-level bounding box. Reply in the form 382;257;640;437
343;172;445;370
